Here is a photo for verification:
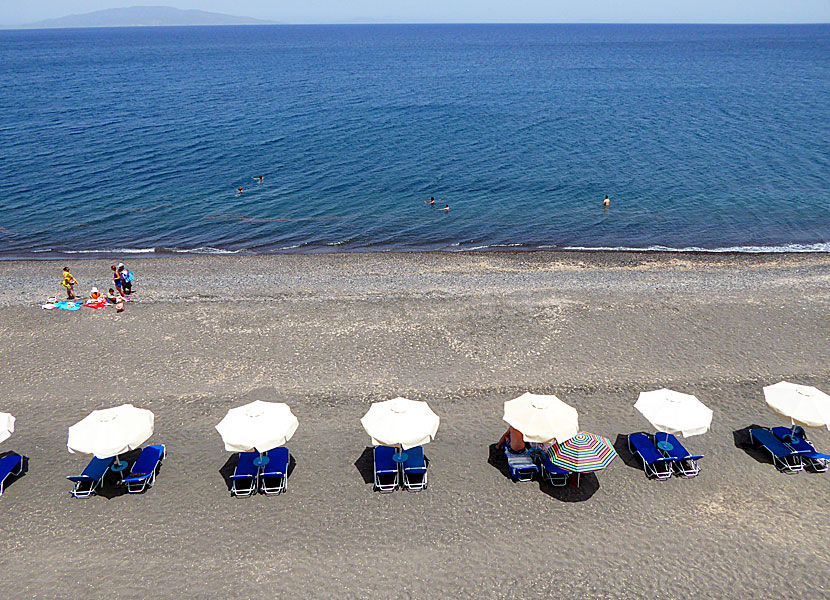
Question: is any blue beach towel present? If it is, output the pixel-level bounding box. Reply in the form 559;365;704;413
53;302;83;311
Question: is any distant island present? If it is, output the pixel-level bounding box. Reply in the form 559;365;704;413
23;6;274;29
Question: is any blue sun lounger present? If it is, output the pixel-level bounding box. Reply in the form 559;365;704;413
628;433;673;480
654;432;704;478
505;449;538;482
230;451;260;497
540;454;569;486
123;445;166;493
0;454;23;497
67;456;114;498
749;428;803;473
772;427;829;473
402;446;428;491
373;446;399;493
260;447;290;495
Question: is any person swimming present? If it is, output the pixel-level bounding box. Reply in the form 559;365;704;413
253;175;264;183
430;197;435;206
603;195;610;208
237;187;244;194
441;204;449;212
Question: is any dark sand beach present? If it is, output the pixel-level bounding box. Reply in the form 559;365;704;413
1;251;829;599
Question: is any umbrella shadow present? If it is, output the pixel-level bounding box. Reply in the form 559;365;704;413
487;443;514;480
219;454;238;492
540;472;600;502
733;425;773;466
354;447;375;485
614;433;649;472
96;448;142;499
0;451;28;492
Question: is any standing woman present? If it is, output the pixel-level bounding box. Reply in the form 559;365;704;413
62;267;78;300
111;265;123;297
119;264;134;296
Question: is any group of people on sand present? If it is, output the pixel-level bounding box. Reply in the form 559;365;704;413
426;196;450;212
60;263;135;313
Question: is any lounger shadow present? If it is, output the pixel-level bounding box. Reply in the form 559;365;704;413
487;443;515;481
219;454;238;491
354;447;376;485
540;471;599;502
733;425;775;466
94;448;142;499
613;434;648;471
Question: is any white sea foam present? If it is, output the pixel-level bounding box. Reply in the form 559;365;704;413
561;243;830;253
63;248;156;254
169;247;240;255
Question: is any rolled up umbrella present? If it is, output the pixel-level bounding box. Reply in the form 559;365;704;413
763;381;830;430
360;397;440;450
0;412;14;445
503;392;579;444
67;404;154;461
634;389;713;438
215;400;299;453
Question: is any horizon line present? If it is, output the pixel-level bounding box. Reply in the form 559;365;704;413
2;21;829;31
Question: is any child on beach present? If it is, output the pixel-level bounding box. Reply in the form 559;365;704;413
88;287;101;301
61;267;77;299
106;288;125;312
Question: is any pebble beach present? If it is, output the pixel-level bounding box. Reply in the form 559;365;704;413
1;251;829;599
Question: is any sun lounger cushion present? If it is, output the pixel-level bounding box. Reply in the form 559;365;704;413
505;449;538;481
373;446;399;492
230;451;259;497
628;433;673;480
67;456;114;497
0;454;23;496
260;447;289;495
750;428;803;473
402;446;428;491
123;444;165;493
771;427;829;471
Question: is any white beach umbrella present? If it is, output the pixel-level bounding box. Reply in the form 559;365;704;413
634;389;713;438
502;392;579;444
67;404;154;460
360;397;440;450
0;412;15;445
215;400;299;453
763;381;830;430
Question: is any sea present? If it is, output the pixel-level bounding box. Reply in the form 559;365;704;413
0;24;828;258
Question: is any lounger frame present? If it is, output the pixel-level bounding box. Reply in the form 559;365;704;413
373;446;399;493
260;447;290;495
628;433;673;480
504;449;539;482
772;427;828;473
749;428;803;473
230;451;260;497
654;433;703;478
123;445;166;494
67;456;115;498
402;446;428;492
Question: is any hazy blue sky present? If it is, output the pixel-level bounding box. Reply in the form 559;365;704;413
4;0;830;26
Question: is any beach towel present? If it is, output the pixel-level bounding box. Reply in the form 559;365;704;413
41;304;56;310
83;299;108;310
53;301;83;311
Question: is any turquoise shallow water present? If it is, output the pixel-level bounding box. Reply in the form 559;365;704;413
0;24;828;257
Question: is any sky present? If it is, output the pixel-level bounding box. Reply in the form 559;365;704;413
3;0;829;27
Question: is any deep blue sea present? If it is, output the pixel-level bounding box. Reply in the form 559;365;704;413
0;24;828;258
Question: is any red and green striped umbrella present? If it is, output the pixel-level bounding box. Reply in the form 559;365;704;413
547;431;617;473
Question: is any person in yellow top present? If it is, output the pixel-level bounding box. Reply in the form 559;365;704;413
62;266;78;300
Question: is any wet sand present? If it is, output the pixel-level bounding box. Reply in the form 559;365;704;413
0;251;829;599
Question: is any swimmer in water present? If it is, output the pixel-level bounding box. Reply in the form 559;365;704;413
253;175;264;183
430;197;435;206
603;195;610;208
237;187;244;194
441;204;449;212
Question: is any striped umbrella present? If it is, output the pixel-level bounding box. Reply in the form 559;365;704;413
547;431;617;485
